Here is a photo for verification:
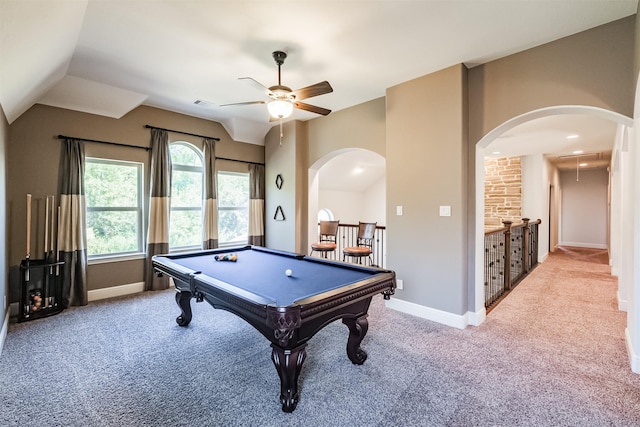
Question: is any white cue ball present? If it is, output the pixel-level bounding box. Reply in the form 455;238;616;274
285;269;293;277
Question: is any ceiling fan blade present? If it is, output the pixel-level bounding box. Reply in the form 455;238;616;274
239;77;272;96
292;81;333;101
219;100;267;107
294;101;331;116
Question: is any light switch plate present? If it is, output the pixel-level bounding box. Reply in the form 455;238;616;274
439;206;451;216
396;206;403;216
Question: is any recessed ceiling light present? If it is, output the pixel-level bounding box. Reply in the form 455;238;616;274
572;150;584;154
567;134;579;139
579;163;588;167
492;151;501;155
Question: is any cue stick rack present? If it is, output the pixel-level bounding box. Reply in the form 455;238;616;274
19;194;64;322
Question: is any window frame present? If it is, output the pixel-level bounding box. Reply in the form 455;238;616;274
169;141;204;252
85;157;144;260
217;170;250;247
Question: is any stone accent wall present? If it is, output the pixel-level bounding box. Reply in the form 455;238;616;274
484;157;522;229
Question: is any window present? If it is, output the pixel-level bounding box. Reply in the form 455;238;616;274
85;158;143;258
217;171;249;245
170;142;203;249
318;208;335;222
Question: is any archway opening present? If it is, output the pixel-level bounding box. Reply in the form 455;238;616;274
308;148;386;263
474;105;633;321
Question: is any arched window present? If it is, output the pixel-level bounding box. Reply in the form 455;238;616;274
318;208;335;222
170;142;203;249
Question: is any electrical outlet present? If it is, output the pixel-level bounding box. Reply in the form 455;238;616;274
396;279;404;290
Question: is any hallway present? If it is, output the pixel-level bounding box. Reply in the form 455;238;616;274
478;245;640;422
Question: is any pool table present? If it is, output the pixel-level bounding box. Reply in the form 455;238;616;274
152;245;396;412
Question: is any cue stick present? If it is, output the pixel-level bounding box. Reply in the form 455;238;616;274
54;205;61;307
50;196;56;258
43;196;50;308
48;196;56;307
26;194;31;260
45;196;55;308
56;205;61;276
44;196;49;259
25;194;31;283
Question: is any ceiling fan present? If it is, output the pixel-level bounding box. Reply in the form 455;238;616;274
221;51;333;120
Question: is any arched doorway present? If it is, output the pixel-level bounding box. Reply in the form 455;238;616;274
474;105;633;321
308;148;386;261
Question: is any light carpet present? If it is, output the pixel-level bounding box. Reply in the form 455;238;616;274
1;247;639;426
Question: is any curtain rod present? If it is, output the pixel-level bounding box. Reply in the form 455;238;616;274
216;156;264;166
57;135;149;151
144;124;220;141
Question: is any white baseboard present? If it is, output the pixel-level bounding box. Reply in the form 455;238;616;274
385;297;468;329
626;328;640;374
0;311;9;357
559;241;608;249
466;308;486;326
618;291;628;312
88;282;145;302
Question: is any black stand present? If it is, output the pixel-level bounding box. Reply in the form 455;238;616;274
19;259;64;322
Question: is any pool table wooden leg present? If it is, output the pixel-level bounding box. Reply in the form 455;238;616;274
271;343;307;413
175;290;192;326
343;315;369;365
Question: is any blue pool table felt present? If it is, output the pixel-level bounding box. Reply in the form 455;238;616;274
170;250;374;306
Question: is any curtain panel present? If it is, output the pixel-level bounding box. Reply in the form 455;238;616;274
58;138;88;307
248;164;265;246
202;138;218;249
145;129;171;291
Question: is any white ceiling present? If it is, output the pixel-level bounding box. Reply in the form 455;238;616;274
0;1;636;192
1;0;637;146
319;150;386;192
485;114;619;170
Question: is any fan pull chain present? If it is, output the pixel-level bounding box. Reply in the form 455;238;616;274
279;119;283;146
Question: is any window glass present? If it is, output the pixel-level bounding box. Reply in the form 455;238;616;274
85;158;143;257
170;142;203;249
217;172;249;245
318;208;334;222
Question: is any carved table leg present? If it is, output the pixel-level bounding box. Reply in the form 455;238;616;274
271;343;307;413
342;315;369;365
175;291;192;326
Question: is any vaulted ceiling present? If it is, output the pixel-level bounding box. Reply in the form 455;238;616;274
1;0;636;149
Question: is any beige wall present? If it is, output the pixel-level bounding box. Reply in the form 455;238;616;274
305;17;635;321
469;16;635;144
7;104;263;294
465;16;634;314
2;14;635;323
307;97;386;165
386;64;468;315
265;120;308;254
560;168;609;248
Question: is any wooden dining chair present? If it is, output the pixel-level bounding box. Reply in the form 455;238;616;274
310;220;340;258
343;222;377;266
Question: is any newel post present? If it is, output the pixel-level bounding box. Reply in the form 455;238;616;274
522;218;530;273
502;221;513;291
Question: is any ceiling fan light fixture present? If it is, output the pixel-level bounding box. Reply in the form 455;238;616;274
268;99;294;119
